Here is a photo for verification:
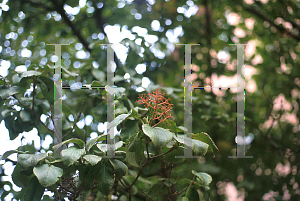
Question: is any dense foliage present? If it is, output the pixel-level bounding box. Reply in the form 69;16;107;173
0;0;300;200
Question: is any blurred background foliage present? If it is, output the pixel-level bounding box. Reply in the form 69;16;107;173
0;0;300;200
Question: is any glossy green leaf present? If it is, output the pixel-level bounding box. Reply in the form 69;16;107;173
192;132;219;157
174;134;209;156
105;85;125;98
20;110;31;122
126;133;146;167
92;69;106;83
83;154;102;165
1;150;27;160
52;138;85;153
191;170;212;186
142;124;173;148
23;176;45;201
109;159;128;178
17;70;42;78
17;153;47;169
33;164;63;187
62;66;79;77
97;141;124;153
61;147;85;166
38;76;54;104
12;164;33;188
96;160;114;196
107;113;132;131
85;134;107;151
120;119;139;140
0;85;20;99
185;185;200;201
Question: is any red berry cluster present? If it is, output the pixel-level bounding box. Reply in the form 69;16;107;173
136;89;173;127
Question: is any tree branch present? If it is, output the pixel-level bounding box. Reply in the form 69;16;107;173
49;0;92;54
243;5;300;41
62;100;85;140
12;94;54;133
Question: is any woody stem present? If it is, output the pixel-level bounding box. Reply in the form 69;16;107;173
149;98;158;127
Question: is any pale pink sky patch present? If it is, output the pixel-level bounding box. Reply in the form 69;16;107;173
276;161;291;177
225;182;245;201
251;54;263;65
218;50;231;64
245;41;257;59
245;18;255;30
246;79;257;93
244;0;254;5
281;113;299;125
273;94;292;111
263;191;279;200
243;64;259;80
274;17;284;25
226;12;240;26
283;22;292;31
234;27;246;38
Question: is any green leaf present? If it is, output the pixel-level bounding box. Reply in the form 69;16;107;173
192;132;219;157
182;197;190;201
90;80;105;88
96;160;114;196
107;113;132;131
126;133;146;167
97;141;124;153
20;110;31;122
109;159;128;178
0;85;20;99
115;100;128;116
161;87;183;95
12;164;33;188
83;154;102;165
130;107;142;119
38;76;54;104
52;138;85;152
185;185;200;201
92;69;106;83
147;181;168;200
61;147;85;166
142;124;173;148
199;186;210;201
91;102;107;122
23;176;45;201
155;119;178;134
105;85;125;98
86;134;107;151
17;70;42;78
174;134;209;156
45;159;63;164
62;66;79;77
120;119;139;140
17;153;47;169
191;170;212;186
33;164;63;187
1;150;27;160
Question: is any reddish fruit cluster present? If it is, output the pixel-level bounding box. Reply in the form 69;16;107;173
136;89;173;127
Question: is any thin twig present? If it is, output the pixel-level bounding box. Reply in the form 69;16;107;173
243;5;300;41
32;77;36;110
12;94;54;132
62;101;85;140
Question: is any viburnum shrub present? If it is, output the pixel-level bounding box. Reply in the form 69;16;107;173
4;85;218;201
